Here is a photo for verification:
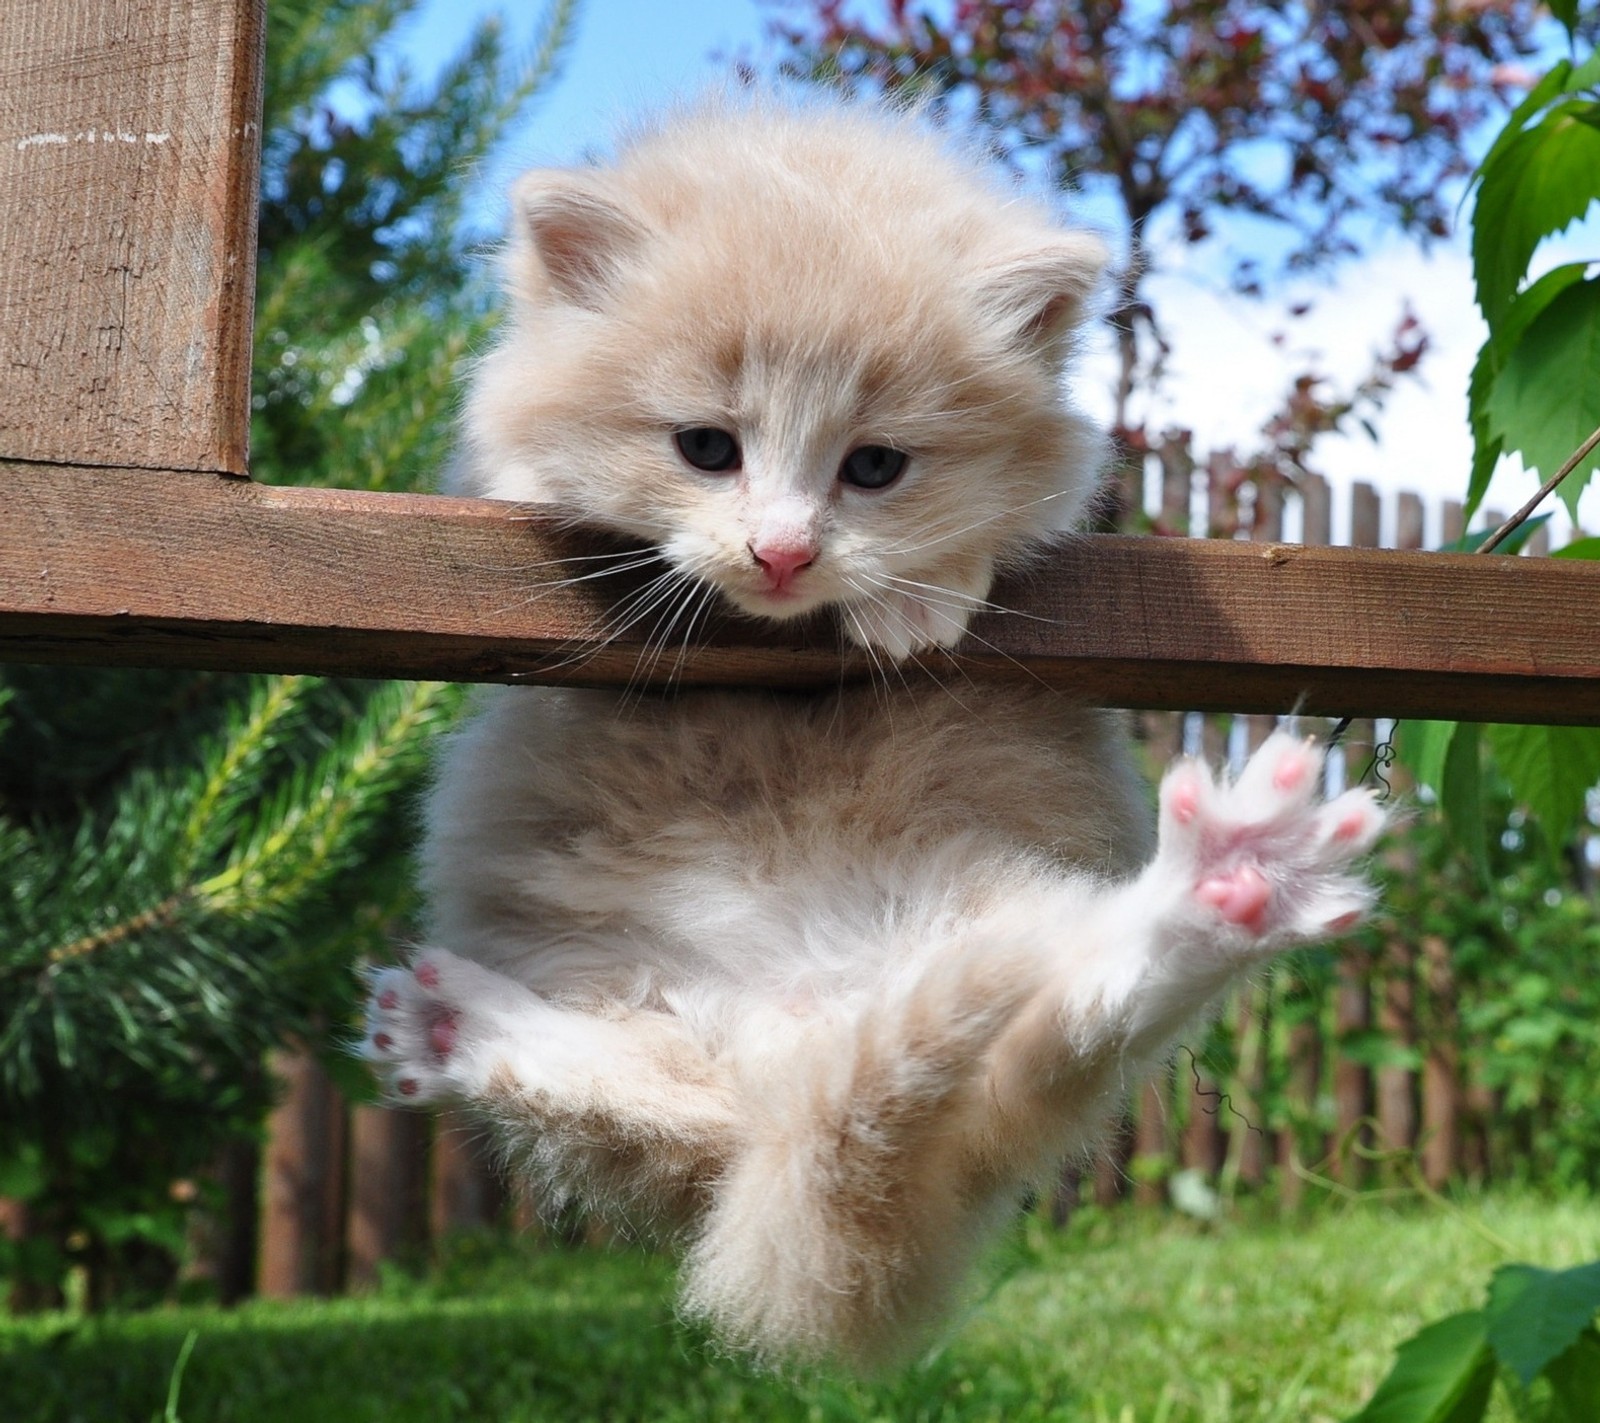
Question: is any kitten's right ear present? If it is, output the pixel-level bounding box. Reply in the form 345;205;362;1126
510;170;652;308
980;232;1110;355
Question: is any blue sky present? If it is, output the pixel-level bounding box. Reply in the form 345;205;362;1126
396;0;771;221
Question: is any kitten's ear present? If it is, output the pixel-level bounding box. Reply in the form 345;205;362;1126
509;170;652;308
980;233;1109;354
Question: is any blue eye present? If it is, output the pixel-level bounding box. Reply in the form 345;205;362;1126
675;427;741;472
839;445;907;490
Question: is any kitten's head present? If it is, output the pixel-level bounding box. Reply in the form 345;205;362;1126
461;93;1107;661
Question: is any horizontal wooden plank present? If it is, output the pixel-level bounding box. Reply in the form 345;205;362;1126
0;0;263;473
2;460;1598;725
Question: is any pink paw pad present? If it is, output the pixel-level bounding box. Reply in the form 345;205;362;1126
1166;775;1202;825
377;989;398;1011
414;961;441;990
428;1013;458;1058
1196;864;1272;931
1271;749;1312;792
1333;807;1373;843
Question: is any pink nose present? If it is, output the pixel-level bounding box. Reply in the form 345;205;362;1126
750;542;817;591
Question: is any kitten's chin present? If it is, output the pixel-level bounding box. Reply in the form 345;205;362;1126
725;585;829;623
841;590;975;663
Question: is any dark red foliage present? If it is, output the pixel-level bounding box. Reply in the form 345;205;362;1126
771;1;1545;264
768;1;1547;524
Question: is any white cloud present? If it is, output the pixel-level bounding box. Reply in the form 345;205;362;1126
1080;231;1598;547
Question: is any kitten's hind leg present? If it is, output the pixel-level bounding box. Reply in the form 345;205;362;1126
361;950;737;1224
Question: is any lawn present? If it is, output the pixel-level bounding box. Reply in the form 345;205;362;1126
3;1194;1595;1422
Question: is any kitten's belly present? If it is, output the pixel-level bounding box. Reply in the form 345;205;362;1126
421;681;1151;997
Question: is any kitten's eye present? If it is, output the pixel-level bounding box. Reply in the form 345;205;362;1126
674;427;741;473
839;445;908;491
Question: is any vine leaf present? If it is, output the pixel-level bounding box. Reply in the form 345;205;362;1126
1343;1310;1496;1423
1397;719;1456;799
1464;262;1587;522
1396;721;1485;870
1483;276;1600;517
1485;1261;1600;1387
1442;723;1487;875
1548;0;1580;34
1484;724;1600;860
1472;98;1600;331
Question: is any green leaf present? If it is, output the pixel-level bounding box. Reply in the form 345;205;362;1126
1464;263;1588;524
1473;59;1578;185
1397;719;1458;799
1554;537;1600;561
1442;514;1551;556
1485;276;1600;518
1484;725;1600;853
1548;0;1579;34
1546;1328;1600;1422
1486;1262;1600;1387
1472;104;1600;331
1344;1311;1497;1423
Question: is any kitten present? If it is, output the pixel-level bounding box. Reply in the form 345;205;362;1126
362;93;1385;1372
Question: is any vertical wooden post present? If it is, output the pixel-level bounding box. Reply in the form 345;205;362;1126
260;1049;345;1297
1441;500;1465;545
1092;1116;1135;1207
1396;492;1425;553
0;0;265;473
1132;1078;1171;1206
430;1110;502;1240
1419;934;1462;1188
1158;442;1193;535
347;1106;430;1288
1375;947;1418;1157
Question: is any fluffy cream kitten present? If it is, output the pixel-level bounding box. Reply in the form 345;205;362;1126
362;94;1385;1372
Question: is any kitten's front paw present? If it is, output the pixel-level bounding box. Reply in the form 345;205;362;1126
1157;730;1386;951
360;950;523;1104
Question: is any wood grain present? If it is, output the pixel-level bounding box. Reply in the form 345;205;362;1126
0;0;264;473
2;460;1598;725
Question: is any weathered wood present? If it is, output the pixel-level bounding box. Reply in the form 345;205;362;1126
0;0;264;473
2;461;1599;723
260;1047;344;1298
346;1105;428;1290
430;1111;501;1239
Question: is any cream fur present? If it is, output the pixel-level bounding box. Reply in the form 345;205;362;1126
360;92;1387;1372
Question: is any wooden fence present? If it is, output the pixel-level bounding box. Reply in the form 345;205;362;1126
237;471;1583;1301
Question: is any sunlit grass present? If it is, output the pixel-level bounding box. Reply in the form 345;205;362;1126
3;1192;1595;1422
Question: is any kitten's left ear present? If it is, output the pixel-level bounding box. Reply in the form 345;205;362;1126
981;232;1109;354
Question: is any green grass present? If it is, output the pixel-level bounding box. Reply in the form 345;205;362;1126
3;1194;1596;1422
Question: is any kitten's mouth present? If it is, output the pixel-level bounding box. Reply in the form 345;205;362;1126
728;581;827;621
